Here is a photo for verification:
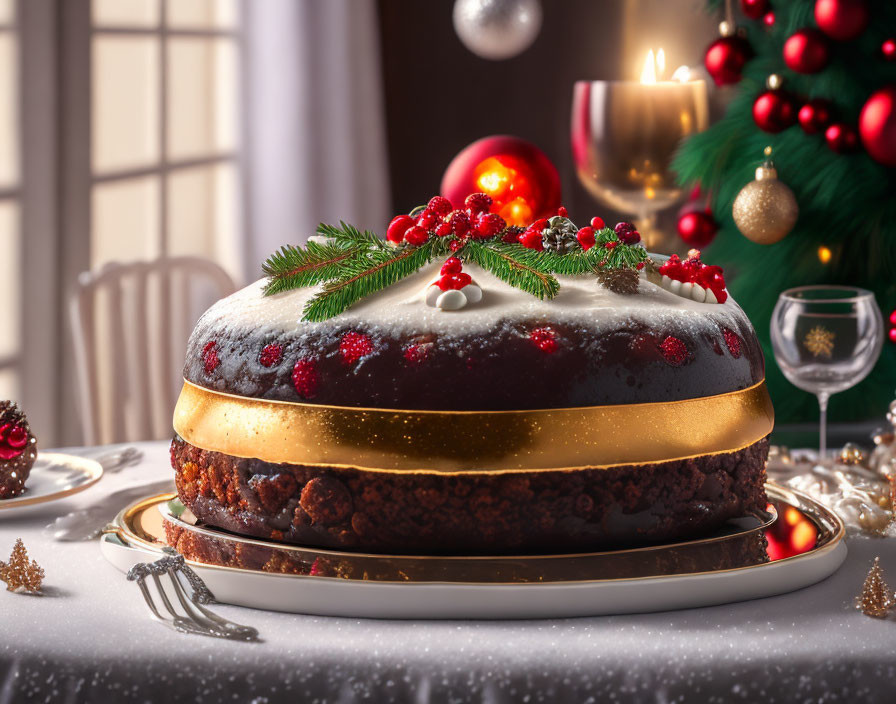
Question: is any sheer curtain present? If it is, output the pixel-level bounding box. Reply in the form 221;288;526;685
244;0;392;281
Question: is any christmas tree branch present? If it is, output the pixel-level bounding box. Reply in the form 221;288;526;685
302;241;437;322
262;240;363;296
463;241;560;300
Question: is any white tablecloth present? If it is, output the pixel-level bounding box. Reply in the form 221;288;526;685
2;441;895;703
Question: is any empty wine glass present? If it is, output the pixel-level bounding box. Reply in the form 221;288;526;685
771;286;883;464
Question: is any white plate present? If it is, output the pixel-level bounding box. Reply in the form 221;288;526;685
100;533;847;619
0;453;104;511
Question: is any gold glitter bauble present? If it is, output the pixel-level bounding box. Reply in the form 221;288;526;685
839;442;866;466
732;162;799;245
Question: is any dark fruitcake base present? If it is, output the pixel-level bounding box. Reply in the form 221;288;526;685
171;436;769;555
164;520;770;582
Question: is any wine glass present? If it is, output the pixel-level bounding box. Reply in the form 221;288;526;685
770;286;884;464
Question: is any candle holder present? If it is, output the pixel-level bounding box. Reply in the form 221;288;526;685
570;73;708;252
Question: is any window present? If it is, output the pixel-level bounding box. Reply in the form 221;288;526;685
0;0;20;402
0;0;246;444
88;0;243;277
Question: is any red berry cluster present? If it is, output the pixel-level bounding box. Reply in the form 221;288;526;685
437;257;472;290
259;343;283;368
386;193;506;249
0;422;29;461
530;327;558;354
659;336;689;367
292;358;318;398
573;217;606;251
339;331;374;366
658;251;728;303
613;222;641;246
722;328;742;358
202;341;220;374
518;218;548;250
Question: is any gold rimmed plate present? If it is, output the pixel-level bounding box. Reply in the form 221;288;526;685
0;453;104;511
100;483;846;618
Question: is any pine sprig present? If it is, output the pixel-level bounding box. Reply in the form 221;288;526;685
463;241;560;300
538;248;602;275
538;228;647;275
302;241;437;322
594;229;649;269
317;222;387;251
262;240;362;296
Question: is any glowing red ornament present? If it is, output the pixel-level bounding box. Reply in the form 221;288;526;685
883;39;896;61
763;11;775;27
783;28;830;74
814;0;869;41
859;86;896;166
704;35;754;86
440;136;561;227
798;99;834;135
825;123;860;153
889;309;896;325
753;90;797;133
890;328;896;344
740;0;768;20
676;210;718;248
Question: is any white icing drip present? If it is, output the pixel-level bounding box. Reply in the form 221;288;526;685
193;262;751;338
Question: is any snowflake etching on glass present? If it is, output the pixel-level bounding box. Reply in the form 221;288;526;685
804;325;835;358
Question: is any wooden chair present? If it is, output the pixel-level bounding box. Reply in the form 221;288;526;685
70;257;237;445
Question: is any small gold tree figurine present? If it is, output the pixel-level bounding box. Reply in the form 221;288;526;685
0;538;44;594
855;557;894;618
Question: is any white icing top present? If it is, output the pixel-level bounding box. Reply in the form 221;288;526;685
197;262;750;338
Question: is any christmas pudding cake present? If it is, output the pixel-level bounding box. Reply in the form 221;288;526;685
170;195;773;555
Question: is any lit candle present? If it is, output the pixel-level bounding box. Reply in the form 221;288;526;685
571;49;709;250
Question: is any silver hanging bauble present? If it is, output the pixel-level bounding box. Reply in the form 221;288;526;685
453;0;542;61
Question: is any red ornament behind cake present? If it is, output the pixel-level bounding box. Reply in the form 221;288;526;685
440;136;561;226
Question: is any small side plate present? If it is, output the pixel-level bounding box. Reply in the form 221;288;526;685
0;453;104;511
100;484;847;619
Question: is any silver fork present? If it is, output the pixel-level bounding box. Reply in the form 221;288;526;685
126;552;259;641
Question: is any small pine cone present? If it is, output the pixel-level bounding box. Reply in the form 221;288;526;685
596;268;640;295
542;216;579;254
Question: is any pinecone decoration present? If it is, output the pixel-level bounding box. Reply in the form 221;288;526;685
596;267;640;295
0;402;37;499
541;216;579;254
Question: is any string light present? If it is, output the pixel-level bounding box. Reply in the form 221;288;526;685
817;246;832;264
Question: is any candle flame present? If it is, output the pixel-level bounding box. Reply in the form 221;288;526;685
640;49;657;83
640;48;669;82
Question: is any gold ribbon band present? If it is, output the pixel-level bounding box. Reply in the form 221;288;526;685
173;380;774;475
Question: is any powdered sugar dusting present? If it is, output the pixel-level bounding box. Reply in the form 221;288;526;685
194;263;751;339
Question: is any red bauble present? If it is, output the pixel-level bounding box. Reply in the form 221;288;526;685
753;90;797;133
883;39;896;61
798;99;834;135
783;28;830;74
889;328;896;344
859;86;896;166
740;0;768;20
440;136;561;226
704;35;754;86
763;11;775;27
889;309;896;326
676;210;718;248
825;123;860;153
814;0;869;41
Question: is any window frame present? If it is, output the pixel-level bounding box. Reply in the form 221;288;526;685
53;0;249;444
